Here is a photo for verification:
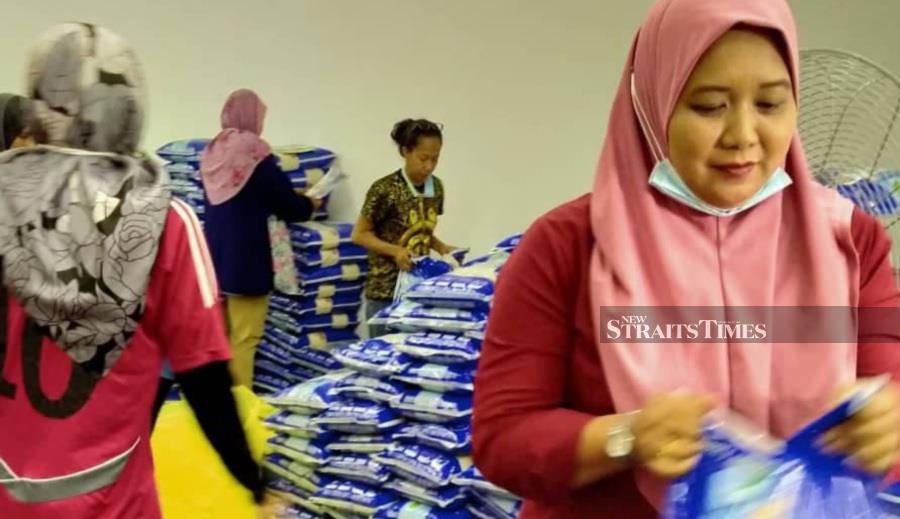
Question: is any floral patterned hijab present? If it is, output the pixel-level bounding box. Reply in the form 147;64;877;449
0;23;170;377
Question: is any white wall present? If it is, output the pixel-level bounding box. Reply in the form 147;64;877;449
1;1;898;254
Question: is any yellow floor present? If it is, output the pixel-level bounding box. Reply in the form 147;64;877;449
151;387;274;519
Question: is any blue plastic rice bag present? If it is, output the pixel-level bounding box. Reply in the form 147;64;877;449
263;454;332;494
275;504;323;519
164;161;200;177
492;233;523;254
268;434;332;467
264;411;332;440
254;370;294;395
292;348;344;375
256;359;305;385
453;466;516;500
836;178;900;216
391;389;473;423
332;335;413;376
382;479;468;510
290;365;325;385
374;500;471;519
268;478;326;517
376;443;471;489
294;263;368;287
268;310;360;336
403;275;495;311
320;454;392;486
264;329;344;374
301;281;365;300
297;244;369;270
392;361;477;393
394;333;481;365
310;479;398;517
290;222;354;250
314;400;405;435
254;379;289;396
370;300;487;335
467;488;523;519
392;421;472;453
156;138;210;163
393;257;456;302
327;434;395;455
330;373;408;403
402;257;507;311
264;326;360;352
663;376;892;519
265;371;353;413
270;292;364;318
257;339;294;366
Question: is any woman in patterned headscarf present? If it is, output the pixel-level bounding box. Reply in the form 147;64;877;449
0;94;35;151
0;24;279;518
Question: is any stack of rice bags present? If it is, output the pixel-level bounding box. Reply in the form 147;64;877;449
254;234;523;518
156;139;210;222
253;221;369;397
255;234;524;518
156;141;337;223
272;146;338;221
358;245;522;519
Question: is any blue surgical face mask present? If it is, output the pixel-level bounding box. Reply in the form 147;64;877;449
628;73;793;217
648;159;793;217
402;167;435;198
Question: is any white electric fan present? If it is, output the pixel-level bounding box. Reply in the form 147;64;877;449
798;49;900;281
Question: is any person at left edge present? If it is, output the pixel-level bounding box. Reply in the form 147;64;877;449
0;23;277;518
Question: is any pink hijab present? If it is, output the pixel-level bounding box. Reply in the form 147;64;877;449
590;0;859;506
200;89;272;205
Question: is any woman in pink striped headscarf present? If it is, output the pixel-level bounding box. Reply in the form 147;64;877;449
200;89;321;388
472;0;900;516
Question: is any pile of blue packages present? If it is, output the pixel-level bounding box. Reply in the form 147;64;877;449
253;219;368;395
339;243;523;515
835;177;900;216
156;140;340;223
272;145;339;222
369;251;510;341
254;222;368;394
156;139;210;222
259;235;525;517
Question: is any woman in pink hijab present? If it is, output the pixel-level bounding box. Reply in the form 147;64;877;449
472;0;900;516
201;89;321;388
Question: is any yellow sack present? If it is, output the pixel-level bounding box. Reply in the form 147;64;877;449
151;386;275;519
